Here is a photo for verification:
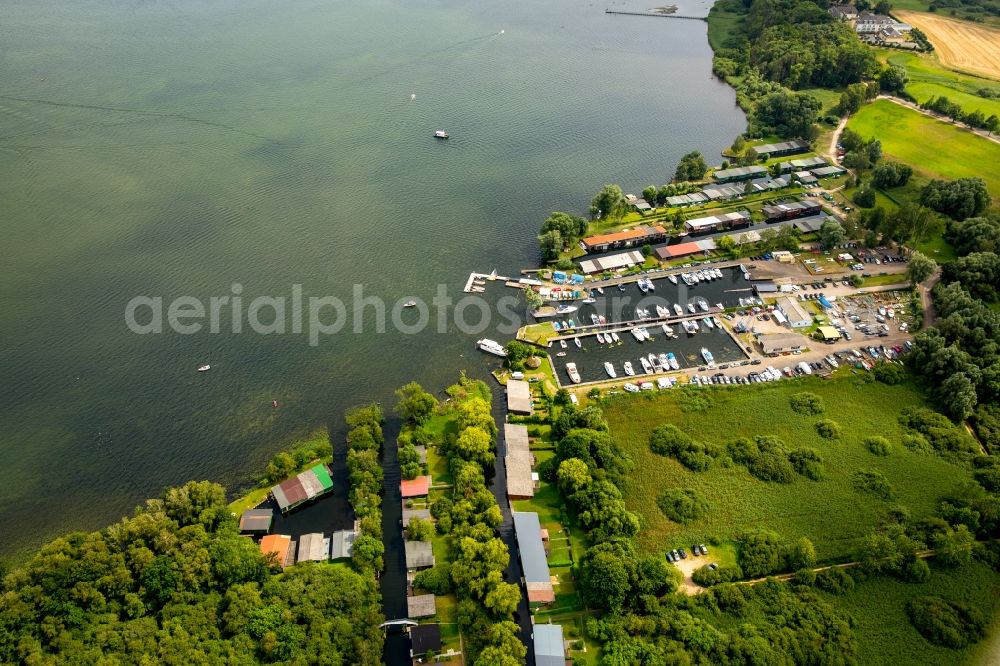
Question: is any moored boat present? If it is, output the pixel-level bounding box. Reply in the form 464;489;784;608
667;352;680;370
701;347;714;365
604;362;616;378
623;361;635;376
661;323;674;337
434;130;449;139
673;303;684;316
596;332;605;344
640;357;653;374
197;364;211;372
566;362;581;384
574;337;582;349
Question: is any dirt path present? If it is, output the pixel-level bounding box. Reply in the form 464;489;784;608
895;11;1000;80
920;267;941;329
827;115;849;162
876;95;1000;147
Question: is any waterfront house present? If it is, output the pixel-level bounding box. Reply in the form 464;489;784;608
407;594;437;619
409;624;442;657
534;623;567;666
260;534;294;569
506;379;533;415
777;296;813;328
329;529;357;560
512;512;555;606
578;249;644;274
405;540;435;571
400;475;431;499
271;463;334;514
579;225;667;253
653;238;717;261
297;532;329;563
751;139;809;157
505;423;535;499
402;507;432;524
684;210;751;234
238;508;273;534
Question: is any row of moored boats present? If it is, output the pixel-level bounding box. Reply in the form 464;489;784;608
680;267;724;286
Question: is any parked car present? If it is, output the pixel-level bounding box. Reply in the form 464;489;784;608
700;544;708;555
678;547;687;559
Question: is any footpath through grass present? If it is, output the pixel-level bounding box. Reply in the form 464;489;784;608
848;99;1000;198
603;375;977;560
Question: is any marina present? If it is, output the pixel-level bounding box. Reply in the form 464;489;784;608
548;317;747;386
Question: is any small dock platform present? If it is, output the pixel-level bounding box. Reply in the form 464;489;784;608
605;9;707;21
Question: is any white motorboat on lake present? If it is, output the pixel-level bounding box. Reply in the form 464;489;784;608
687;303;696;314
197;364;211;372
656;305;670;318
668;274;678;285
640;357;653;374
610;331;621;343
596;333;605;344
574;337;582;349
701;347;714;365
434;130;449;139
605;362;616;378
623;361;635;376
559;339;567;349
661;323;674;337
556;304;578;314
477;339;507;357
631;328;644;342
673;303;684;316
703;316;714;329
667;352;680;370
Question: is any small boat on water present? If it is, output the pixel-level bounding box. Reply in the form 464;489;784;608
648;353;661;372
698;300;709;312
434;130;449;139
667;352;680;370
713;316;723;328
683;320;697;334
591;314;600;325
687;303;696;314
556;351;567;357
596;287;604;295
583;297;597;304
631;328;645;343
403;300;417;308
605;362;616;378
638;278;650;293
659;352;670;369
701;347;715;365
673;303;684;316
610;331;621;343
662;323;674;337
598;315;607;325
656;305;670;318
618;283;626;292
668;274;678;285
198;364;211;372
574;337;582;349
636;308;648;320
638;327;651;341
640;357;653;374
596;333;605;344
559;339;567;349
566;362;581;384
567;319;575;328
703;316;714;329
477;339;507;357
556;304;578;314
623;361;635;376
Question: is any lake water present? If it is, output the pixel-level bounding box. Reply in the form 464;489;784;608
0;0;744;554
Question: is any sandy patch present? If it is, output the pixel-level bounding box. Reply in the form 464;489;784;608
671;553;716;595
895;11;1000;80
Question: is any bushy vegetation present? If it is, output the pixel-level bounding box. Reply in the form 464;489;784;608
0;481;384;664
816;419;842;439
649;423;716;472
692;563;744;586
920;178;991;220
790;391;825;415
907;595;988;648
865;435;893;456
264;436;333;484
656;488;709;524
853;468;895;499
674;151;708;182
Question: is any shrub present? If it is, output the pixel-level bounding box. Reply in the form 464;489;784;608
872;362;905;385
789;448;825;480
692;564;744;587
650;424;715;472
864;436;892;456
790;392;825;415
413;564;453;595
898;407;978;454
902;433;933;454
738;531;787;578
815;420;842;439
853;469;894;499
728;436;795;483
907;596;987;648
656;488;708;524
815;568;856;595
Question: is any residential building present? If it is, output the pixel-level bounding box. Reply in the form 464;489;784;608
506;379;533;415
762;200;822;221
579;225;667;253
751;139;810;157
777;296;813;328
829;4;858;21
578;249;645;274
407;594;437;619
512;512;555;605
271;463;334;513
711;165;768;183
534;623;567;666
684;210;752;234
405;540;435;571
409;624;442;657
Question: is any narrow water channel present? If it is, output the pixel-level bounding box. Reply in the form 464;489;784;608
379;415;411;665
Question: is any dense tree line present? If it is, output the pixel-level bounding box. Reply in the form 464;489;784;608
419;375;525;665
674;151;709;182
920;95;1000;134
345;403;387;573
920;178;991;221
0;481;384;664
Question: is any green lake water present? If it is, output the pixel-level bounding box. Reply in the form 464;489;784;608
0;0;744;554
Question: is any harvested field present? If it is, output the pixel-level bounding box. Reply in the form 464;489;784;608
895;11;1000;80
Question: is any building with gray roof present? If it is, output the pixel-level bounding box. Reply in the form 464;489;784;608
534;623;566;666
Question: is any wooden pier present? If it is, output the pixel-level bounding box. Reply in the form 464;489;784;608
604;9;707;21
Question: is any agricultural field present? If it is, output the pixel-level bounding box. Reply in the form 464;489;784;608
896;11;1000;79
878;49;1000;119
603;375;978;560
847;99;1000;198
824;560;1000;665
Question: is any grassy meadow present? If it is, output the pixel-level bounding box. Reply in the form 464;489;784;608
825;560;1000;665
878;49;1000;118
602;375;977;560
848;99;1000;198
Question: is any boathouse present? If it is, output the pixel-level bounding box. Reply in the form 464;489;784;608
512;512;555;605
239;508;273;534
330;530;357;560
400;475;431;499
405;540;435;571
407;594;437;619
578;249;644;274
260;534;294;569
409;624;442;657
297;533;329;563
534;623;567;666
506;379;533;415
271;463;334;513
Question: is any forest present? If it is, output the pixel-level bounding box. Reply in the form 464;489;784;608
0;481;384;664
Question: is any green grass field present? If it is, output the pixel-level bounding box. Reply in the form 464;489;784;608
848;99;1000;198
603;375;977;560
825;560;1000;665
878;49;1000;118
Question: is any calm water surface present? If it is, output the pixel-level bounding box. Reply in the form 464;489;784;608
0;0;744;553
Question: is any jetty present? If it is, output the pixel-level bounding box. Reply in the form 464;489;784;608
604;9;707;21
